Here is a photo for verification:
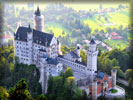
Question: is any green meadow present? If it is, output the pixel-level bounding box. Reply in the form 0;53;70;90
64;3;127;11
81;8;129;34
6;3;130;50
104;39;128;50
45;22;71;37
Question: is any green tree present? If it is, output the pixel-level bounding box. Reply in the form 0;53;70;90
36;94;47;100
0;46;14;87
81;90;88;100
47;75;53;97
46;69;86;100
100;56;112;74
98;48;102;56
72;88;82;100
0;86;9;100
126;69;133;88
61;45;70;55
108;49;130;72
80;50;87;64
12;63;41;98
97;57;103;71
65;67;73;78
111;58;119;67
8;79;33;100
113;66;125;79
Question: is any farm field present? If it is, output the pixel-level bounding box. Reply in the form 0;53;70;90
64;3;128;11
104;39;128;50
81;8;129;34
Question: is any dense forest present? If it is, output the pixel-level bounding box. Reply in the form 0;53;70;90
0;43;133;99
0;46;41;98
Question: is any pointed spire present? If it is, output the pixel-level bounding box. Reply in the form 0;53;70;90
77;46;80;49
28;24;31;28
37;6;40;12
35;6;41;16
90;39;96;44
28;24;32;32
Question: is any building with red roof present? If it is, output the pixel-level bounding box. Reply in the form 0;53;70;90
111;32;122;40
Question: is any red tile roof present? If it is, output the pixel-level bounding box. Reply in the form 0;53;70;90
111;32;119;36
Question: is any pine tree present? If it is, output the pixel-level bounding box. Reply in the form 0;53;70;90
8;79;33;100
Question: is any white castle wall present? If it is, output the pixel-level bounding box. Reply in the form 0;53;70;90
37;57;63;93
104;85;125;100
57;57;86;74
15;36;59;65
15;40;30;65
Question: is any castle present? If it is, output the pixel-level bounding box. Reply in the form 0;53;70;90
14;7;125;100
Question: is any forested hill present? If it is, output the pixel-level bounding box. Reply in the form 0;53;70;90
0;44;133;99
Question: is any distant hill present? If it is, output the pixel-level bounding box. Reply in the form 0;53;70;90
3;3;130;51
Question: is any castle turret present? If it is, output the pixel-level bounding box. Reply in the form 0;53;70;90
111;69;117;89
87;39;98;79
57;39;62;55
92;79;97;100
76;46;80;57
89;39;97;52
34;6;44;32
27;24;33;65
27;24;33;40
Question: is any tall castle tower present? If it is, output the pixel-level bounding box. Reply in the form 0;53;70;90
92;79;97;100
27;24;33;65
111;69;117;89
87;39;98;79
34;7;44;32
76;46;80;57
